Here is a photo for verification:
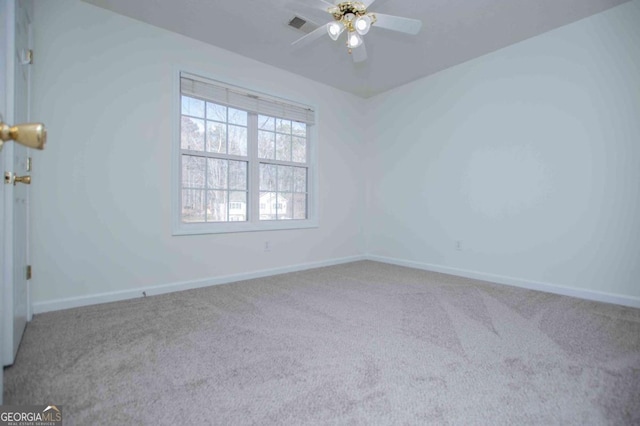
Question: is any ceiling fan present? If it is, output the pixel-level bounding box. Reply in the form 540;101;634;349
290;0;422;63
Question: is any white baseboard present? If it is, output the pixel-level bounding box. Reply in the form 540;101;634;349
367;255;640;309
32;253;640;314
32;255;367;314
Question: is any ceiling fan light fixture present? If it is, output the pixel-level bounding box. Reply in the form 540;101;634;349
327;21;344;41
355;15;372;35
290;0;421;63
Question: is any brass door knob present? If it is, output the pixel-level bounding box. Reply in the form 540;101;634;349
4;172;31;185
0;121;47;150
14;175;31;185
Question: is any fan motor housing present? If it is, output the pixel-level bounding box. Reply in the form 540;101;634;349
331;1;368;20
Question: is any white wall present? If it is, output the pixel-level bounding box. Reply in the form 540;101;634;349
30;0;640;310
366;0;640;301
30;0;366;309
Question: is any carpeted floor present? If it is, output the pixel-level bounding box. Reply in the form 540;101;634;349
4;261;640;425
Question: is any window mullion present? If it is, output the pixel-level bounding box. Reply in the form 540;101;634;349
275;164;280;219
248;112;259;223
226;159;230;222
258;158;307;168
204;156;209;222
181;149;247;162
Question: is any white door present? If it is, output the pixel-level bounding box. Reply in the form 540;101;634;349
0;0;7;404
2;0;34;368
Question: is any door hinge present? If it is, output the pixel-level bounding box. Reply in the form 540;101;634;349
20;49;33;65
26;265;32;280
27;157;32;172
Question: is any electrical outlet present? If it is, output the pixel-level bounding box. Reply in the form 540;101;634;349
264;241;271;252
455;240;463;251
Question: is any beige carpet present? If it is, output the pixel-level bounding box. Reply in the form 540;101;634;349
4;261;640;424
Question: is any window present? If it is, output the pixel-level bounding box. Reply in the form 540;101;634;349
174;72;317;235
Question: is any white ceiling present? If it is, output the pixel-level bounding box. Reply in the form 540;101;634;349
81;0;629;98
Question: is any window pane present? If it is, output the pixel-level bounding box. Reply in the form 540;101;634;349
229;161;247;190
277;193;293;220
207;190;227;222
293;193;307;220
182;155;206;188
292;121;306;137
181;117;205;151
228;108;247;126
182;96;205;118
276;133;291;161
292;137;306;163
293;167;307;193
182;189;205;223
258;115;275;131
278;166;293;192
259;191;276;220
229;191;247;222
206;121;227;153
206;102;226;122
207;159;228;189
228;125;247;156
260;164;277;191
258;131;275;160
276;118;291;134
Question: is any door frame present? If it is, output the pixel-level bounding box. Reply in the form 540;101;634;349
0;0;11;404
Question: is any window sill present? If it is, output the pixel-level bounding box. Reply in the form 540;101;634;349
172;219;318;236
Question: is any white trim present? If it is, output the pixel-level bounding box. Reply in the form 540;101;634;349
171;67;182;235
32;255;366;314
25;0;33;324
172;67;319;236
367;255;640;309
31;254;640;315
175;218;319;235
307;116;319;226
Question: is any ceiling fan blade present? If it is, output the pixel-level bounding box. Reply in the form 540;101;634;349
372;13;422;35
291;24;328;49
297;0;336;13
352;42;368;63
285;2;331;23
361;0;377;7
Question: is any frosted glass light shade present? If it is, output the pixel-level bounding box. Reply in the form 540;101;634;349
327;22;344;41
347;31;363;48
355;15;372;35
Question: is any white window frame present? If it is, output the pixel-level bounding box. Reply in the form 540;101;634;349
172;69;318;235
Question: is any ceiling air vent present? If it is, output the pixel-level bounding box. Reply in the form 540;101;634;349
287;15;318;34
288;16;307;30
